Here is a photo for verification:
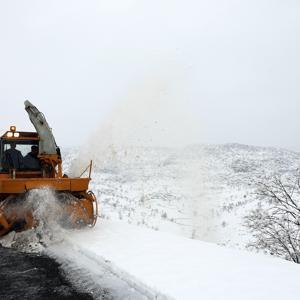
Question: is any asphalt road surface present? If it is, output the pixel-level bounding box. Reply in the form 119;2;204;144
0;246;98;300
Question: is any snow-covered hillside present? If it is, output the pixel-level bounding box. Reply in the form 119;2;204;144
63;143;300;250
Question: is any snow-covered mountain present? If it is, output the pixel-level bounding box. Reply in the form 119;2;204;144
62;143;300;250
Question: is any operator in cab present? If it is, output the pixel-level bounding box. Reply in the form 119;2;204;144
23;145;41;170
2;142;24;170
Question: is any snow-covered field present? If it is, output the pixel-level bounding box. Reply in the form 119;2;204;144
43;143;299;299
64;143;300;249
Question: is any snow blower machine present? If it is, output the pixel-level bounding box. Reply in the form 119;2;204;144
0;101;98;236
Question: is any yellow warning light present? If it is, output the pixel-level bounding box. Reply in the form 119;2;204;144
10;126;16;132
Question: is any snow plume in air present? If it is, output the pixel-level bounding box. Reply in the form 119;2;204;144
69;67;218;243
70;66;199;172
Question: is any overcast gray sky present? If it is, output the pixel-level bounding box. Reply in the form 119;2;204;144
1;1;300;150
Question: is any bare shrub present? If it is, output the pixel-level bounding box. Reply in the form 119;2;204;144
245;174;300;263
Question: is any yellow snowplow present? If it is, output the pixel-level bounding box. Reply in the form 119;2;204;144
0;101;98;236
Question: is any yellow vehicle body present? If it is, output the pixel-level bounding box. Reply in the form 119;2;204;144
0;106;98;237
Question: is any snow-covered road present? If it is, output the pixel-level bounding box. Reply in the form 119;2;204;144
47;220;300;300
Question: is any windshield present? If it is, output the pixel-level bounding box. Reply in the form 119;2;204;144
0;140;39;172
3;143;32;156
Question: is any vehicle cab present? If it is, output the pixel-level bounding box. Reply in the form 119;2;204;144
0;126;42;178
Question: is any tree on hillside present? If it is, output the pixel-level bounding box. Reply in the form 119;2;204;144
245;174;300;263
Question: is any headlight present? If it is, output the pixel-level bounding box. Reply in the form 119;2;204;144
13;132;20;137
7;132;13;137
